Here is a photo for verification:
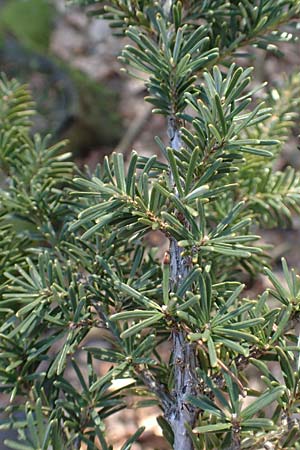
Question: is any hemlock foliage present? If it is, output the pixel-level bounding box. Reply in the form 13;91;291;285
1;1;300;449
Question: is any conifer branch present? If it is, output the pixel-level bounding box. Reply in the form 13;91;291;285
1;2;300;450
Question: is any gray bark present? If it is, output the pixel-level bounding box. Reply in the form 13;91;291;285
166;117;198;450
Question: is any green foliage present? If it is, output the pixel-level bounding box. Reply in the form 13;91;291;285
0;0;55;52
1;1;300;449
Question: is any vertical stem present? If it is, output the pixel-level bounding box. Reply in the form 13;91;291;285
167;117;198;450
73;436;81;450
160;4;199;446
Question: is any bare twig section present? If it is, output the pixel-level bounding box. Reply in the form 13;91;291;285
167;116;199;450
168;330;198;450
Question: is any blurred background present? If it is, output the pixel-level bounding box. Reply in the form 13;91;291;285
0;0;299;448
